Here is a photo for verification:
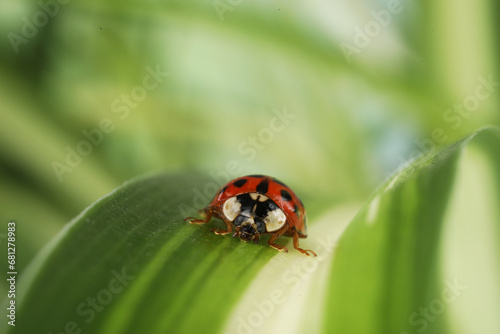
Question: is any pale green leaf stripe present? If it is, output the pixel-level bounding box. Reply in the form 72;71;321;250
220;203;361;334
323;127;500;334
5;173;276;334
440;129;500;334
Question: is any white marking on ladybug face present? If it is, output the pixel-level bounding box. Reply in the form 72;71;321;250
222;197;241;222
249;193;269;202
263;208;286;232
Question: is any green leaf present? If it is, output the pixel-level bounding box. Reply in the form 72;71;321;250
4;173;278;334
4;128;499;334
324;127;500;334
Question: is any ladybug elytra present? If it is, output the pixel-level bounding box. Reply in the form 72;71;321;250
184;175;317;256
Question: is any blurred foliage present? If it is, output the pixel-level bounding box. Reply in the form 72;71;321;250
0;0;499;310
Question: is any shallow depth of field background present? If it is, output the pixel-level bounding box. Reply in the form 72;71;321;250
0;0;499;292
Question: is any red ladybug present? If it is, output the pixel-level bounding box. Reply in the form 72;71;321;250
185;175;317;256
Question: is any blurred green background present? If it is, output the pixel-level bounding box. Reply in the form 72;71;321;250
0;0;499;286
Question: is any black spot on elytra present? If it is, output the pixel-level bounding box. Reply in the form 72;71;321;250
233;179;247;188
247;174;265;178
256;179;269;194
280;190;292;202
293;205;300;216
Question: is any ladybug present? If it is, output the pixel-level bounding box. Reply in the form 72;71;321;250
184;175;317;256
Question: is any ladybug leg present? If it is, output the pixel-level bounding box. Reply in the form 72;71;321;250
267;230;288;253
212;218;233;235
184;209;213;224
184;216;204;223
292;231;317;257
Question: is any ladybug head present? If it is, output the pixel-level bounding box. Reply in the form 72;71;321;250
239;223;256;242
232;215;265;243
